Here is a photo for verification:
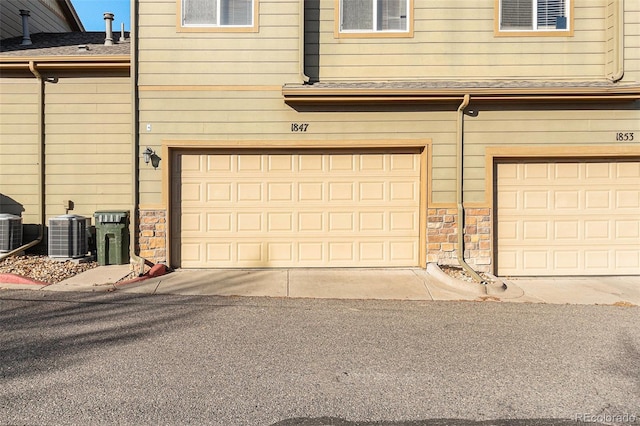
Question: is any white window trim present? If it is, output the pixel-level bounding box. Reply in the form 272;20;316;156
339;0;411;34
181;0;255;28
498;0;571;33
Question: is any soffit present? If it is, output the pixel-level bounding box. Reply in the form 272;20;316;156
283;80;640;103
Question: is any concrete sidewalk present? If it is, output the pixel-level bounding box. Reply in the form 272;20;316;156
2;264;638;306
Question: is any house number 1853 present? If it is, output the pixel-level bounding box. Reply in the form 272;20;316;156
616;132;634;141
291;123;309;132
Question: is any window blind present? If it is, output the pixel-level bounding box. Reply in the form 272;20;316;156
183;0;252;26
537;0;565;29
342;0;374;30
221;0;252;26
342;0;407;31
501;0;533;29
378;0;406;31
183;0;217;25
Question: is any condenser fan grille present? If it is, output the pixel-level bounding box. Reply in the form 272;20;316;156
0;214;22;253
48;215;88;258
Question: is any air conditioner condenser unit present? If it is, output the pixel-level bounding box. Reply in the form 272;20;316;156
48;214;89;259
0;213;23;253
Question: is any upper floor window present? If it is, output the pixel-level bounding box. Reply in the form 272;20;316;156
180;0;258;31
337;0;413;38
497;0;572;35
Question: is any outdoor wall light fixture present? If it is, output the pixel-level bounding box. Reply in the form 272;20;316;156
143;147;161;169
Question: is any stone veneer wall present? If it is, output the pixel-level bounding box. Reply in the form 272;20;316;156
137;210;167;263
426;207;492;273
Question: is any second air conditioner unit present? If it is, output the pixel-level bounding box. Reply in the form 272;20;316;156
48;214;89;259
0;213;23;253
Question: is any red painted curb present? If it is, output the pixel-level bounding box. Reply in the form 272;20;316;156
0;273;50;286
115;264;170;287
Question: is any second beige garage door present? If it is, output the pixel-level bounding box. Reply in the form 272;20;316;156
175;150;422;268
496;159;640;276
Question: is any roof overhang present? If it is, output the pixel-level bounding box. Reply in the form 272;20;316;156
0;55;130;71
283;82;640;104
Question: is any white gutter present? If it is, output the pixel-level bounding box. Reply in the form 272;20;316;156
0;61;45;261
455;94;485;284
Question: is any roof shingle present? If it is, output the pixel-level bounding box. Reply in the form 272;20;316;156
0;32;130;57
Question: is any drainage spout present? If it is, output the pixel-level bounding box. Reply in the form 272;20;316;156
455;94;486;284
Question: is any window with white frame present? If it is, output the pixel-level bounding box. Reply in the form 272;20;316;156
499;0;569;32
182;0;254;27
340;0;409;33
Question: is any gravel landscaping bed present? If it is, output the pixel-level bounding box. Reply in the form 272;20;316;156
0;255;98;284
439;265;496;283
1;255;489;286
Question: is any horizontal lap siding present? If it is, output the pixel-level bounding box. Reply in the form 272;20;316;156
626;4;640;82
306;0;607;80
138;87;457;205
138;0;305;205
137;0;638;209
463;105;640;204
137;0;301;86
0;78;40;222
44;75;132;220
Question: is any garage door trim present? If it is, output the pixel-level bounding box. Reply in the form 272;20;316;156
488;147;640;276
163;140;431;268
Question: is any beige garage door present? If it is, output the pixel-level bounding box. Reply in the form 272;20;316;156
174;150;422;268
496;160;640;276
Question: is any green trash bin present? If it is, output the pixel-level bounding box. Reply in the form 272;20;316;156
94;211;130;266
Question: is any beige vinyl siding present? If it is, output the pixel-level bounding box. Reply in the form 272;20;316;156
463;104;640;204
626;3;640;82
0;77;39;223
140;93;639;207
0;0;73;40
137;0;301;87
137;0;639;209
306;0;608;80
605;1;616;77
138;88;456;206
43;73;132;220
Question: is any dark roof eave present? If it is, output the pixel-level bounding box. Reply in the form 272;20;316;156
0;55;130;70
282;84;640;103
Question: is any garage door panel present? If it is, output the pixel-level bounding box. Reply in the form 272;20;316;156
207;183;232;202
617;190;640;208
617;221;639;239
617;162;640;177
177;150;422;268
179;239;421;268
497;160;640;276
207;154;232;171
617;251;640;269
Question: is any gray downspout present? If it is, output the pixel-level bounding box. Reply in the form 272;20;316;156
456;94;485;284
0;61;45;261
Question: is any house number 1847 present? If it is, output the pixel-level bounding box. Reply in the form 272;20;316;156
291;123;309;132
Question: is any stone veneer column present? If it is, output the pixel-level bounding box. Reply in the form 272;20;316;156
137;210;167;263
426;207;492;273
